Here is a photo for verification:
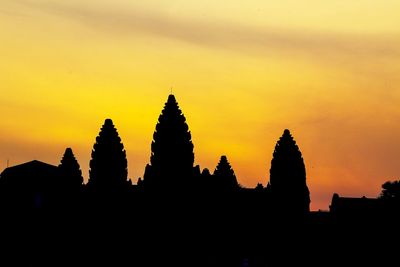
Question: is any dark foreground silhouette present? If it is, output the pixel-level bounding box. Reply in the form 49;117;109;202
0;95;399;266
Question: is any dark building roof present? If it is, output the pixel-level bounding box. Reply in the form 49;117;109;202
0;160;59;190
1;160;57;175
329;193;382;216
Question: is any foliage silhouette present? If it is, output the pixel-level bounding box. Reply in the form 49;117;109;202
87;119;130;193
379;180;400;199
213;155;239;192
269;129;310;213
143;94;195;191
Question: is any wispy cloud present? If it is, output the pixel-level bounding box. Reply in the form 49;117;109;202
19;1;400;62
0;1;29;17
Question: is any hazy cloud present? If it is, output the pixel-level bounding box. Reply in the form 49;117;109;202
19;1;400;61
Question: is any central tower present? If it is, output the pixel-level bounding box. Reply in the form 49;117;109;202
143;94;196;191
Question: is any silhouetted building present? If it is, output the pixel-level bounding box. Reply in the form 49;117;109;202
269;129;310;213
137;177;143;187
255;183;264;192
87;119;131;194
143;94;198;192
330;193;382;218
201;168;211;178
213;155;239;192
1;94;400;266
58;147;83;194
0;160;60;209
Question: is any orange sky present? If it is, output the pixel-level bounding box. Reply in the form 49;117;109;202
1;0;400;210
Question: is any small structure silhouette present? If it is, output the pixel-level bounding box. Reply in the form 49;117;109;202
255;183;264;192
213;155;239;192
330;193;381;216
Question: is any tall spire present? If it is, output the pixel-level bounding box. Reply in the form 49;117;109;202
269;129;310;213
213;155;239;191
87;119;129;192
144;94;195;191
58;147;83;192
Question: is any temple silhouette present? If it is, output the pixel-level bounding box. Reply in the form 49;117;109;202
0;94;399;266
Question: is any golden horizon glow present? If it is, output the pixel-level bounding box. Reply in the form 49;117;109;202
1;0;400;210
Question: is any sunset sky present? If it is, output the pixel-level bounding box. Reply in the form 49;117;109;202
1;0;400;210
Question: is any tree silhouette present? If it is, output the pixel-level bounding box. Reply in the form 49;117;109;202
379;180;400;199
269;129;310;213
58;148;83;193
87;119;129;192
213;155;239;191
143;94;195;191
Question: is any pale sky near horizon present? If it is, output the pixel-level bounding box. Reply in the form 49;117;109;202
1;0;400;210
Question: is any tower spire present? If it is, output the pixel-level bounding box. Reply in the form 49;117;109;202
143;94;195;191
